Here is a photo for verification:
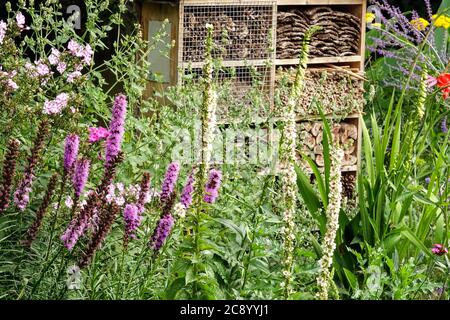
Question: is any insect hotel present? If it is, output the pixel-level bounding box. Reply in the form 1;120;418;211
136;0;367;190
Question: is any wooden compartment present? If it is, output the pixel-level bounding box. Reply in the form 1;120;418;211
183;65;273;120
296;117;359;172
276;5;362;60
180;2;275;63
275;64;365;117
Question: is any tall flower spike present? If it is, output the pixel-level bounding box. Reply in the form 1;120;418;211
149;213;175;252
123;204;141;247
0;139;20;213
105;94;127;165
64;134;79;174
78;203;121;268
137;172;151;214
316;144;344;300
61;152;123;251
72;158;90;198
160;162;180;204
279;26;320;299
181;170;195;209
203;169;222;204
14;120;49;211
23;174;58;246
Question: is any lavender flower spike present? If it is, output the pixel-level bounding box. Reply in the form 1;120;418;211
442;117;448;134
72;158;90;198
203;169;222;204
124;204;141;240
150;213;175;251
160;162;180;203
180;171;195;209
105;94;127;164
64;134;79;174
13;173;34;211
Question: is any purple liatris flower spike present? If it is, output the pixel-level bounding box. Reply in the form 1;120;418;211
180;171;195;209
72;158;90;198
64;134;79;174
124;204;141;240
160;162;180;203
150;213;174;251
13;173;34;211
203;169;222;204
442;117;448;133
105;94;127;164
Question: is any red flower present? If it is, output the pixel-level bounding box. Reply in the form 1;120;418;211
437;73;450;100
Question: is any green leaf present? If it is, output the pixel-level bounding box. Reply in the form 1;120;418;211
343;268;358;291
294;165;321;215
165;277;185;299
400;227;434;258
185;267;196;285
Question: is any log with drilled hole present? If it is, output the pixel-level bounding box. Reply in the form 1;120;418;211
297;121;358;169
276;6;361;59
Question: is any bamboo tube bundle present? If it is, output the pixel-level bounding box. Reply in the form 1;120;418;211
297;121;358;169
276;67;365;117
277;6;361;59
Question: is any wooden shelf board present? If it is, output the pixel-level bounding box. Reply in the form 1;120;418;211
277;0;364;5
276;55;362;66
181;59;272;69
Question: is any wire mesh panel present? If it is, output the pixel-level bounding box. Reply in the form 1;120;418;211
181;2;275;62
182;65;272;120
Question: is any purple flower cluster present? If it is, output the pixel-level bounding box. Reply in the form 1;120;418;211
64;134;79;173
150;213;174;251
160;162;180;203
203;169;222;204
441;117;448;133
367;0;447;90
67;40;93;65
105;94;127;164
43;93;69;115
123;204;142;240
13;173;34;211
73;159;90;198
180;172;195;209
88;127;109;143
432;243;448;256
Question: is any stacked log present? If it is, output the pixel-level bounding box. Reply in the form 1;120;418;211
277;7;361;59
297;121;358;168
276;67;364;117
183;6;272;62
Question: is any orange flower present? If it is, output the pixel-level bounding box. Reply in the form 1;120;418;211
437;73;450;100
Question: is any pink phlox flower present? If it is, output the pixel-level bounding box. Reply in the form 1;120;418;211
15;12;26;30
0;21;7;44
43;93;70;115
48;48;61;66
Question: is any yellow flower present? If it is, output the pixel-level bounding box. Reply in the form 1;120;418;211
432;14;450;29
366;12;376;24
411;18;430;31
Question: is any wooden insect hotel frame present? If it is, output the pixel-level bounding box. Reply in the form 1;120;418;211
137;0;367;184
